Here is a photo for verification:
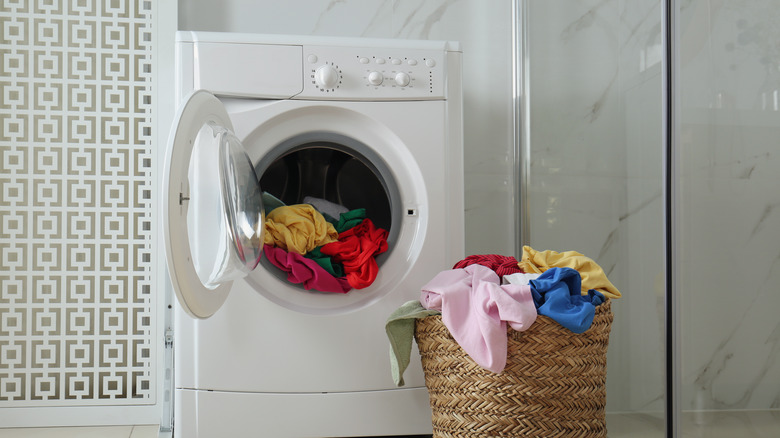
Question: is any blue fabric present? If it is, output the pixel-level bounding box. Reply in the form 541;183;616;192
529;267;605;334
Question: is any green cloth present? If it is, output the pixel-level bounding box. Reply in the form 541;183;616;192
385;300;440;387
324;208;367;233
304;246;344;277
305;208;366;277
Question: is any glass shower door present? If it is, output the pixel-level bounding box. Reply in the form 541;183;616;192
517;0;666;434
675;0;780;434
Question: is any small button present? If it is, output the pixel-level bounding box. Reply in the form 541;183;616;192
376;58;386;64
425;59;436;67
307;54;318;63
391;58;402;65
407;59;417;66
359;57;369;64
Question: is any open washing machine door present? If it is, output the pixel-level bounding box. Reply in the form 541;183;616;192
163;90;265;319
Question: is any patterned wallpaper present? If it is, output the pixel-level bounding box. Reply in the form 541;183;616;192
0;0;156;406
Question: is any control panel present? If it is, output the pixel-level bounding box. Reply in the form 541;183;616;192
298;45;448;100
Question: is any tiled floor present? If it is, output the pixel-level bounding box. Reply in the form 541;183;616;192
0;425;162;438
0;411;777;437
607;410;780;437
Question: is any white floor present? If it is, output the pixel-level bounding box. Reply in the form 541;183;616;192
607;410;780;437
0;426;161;438
0;411;777;437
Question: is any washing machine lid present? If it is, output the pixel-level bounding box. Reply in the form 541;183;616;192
163;90;265;319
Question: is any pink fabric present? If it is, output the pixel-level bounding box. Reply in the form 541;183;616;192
263;244;352;294
420;264;537;373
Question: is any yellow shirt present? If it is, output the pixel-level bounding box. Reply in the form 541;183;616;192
519;245;621;299
263;204;339;255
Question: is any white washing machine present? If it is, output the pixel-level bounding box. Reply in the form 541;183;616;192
162;31;463;437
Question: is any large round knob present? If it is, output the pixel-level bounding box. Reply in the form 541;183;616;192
368;71;384;86
314;65;339;89
394;72;411;87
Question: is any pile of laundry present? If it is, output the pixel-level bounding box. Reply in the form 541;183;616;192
261;195;389;293
386;246;621;386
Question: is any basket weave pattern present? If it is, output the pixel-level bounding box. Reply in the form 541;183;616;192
414;299;613;437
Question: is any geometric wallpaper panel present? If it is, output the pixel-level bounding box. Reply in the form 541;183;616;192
0;0;155;406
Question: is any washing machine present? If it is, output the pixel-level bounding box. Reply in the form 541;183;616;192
162;31;463;438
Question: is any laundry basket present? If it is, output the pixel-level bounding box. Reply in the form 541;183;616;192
414;299;613;438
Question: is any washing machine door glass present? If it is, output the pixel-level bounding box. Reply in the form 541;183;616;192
164;90;264;318
189;122;265;287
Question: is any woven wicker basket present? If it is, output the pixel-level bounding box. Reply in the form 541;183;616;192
414;299;613;438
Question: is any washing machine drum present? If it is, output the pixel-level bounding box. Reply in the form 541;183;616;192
259;146;391;233
164;90;266;318
164;91;394;318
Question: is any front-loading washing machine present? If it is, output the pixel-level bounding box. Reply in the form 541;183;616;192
162;31;463;437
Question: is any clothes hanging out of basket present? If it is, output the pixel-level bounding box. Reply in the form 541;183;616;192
520;245;622;298
527;267;605;334
420;263;537;373
385;250;620;386
452;254;524;277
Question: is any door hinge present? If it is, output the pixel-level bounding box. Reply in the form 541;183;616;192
164;328;174;348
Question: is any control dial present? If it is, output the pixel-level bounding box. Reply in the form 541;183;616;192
368;71;384;86
314;65;340;89
394;72;411;87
